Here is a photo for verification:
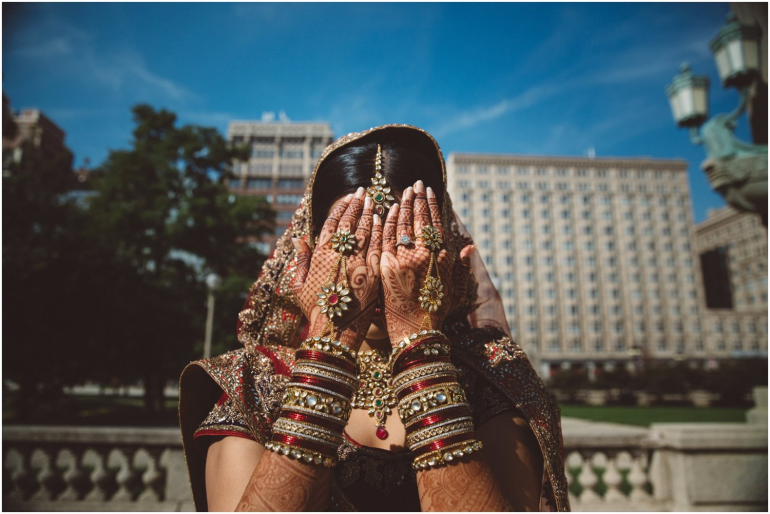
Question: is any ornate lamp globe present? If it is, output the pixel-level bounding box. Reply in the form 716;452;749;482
666;63;710;128
709;12;763;89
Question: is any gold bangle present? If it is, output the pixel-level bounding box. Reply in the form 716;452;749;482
413;440;483;470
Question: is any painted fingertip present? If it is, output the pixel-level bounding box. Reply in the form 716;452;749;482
426;186;434;196
373;213;381;224
356;186;365;197
344;193;354;202
364;195;372;208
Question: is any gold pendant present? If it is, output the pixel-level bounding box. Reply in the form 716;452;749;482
352;349;396;439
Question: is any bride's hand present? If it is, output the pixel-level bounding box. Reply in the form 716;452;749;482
291;188;382;350
380;180;473;345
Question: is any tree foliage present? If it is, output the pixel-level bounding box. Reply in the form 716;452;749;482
3;103;274;417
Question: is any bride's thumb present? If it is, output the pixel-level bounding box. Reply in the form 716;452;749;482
292;237;312;287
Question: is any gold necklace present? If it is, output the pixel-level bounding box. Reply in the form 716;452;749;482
351;348;396;440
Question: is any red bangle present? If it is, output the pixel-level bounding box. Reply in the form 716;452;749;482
293;375;355;397
405;406;470;432
282;411;347;433
282;407;347;427
295;350;358;373
272;433;337;455
393;355;451;376
396;376;454;400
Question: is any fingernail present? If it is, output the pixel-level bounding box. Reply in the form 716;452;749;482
356;187;365;197
415;180;425;192
364;196;372;208
427;186;434;196
345;193;353;202
373;214;381;224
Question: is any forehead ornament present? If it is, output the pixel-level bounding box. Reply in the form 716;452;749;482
366;144;395;216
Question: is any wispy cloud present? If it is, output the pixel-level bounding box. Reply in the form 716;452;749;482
431;82;564;138
6;12;196;103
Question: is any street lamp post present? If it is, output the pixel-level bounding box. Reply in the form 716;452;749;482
203;273;222;359
666;13;767;225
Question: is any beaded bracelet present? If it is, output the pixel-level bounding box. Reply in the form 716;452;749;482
266;338;357;468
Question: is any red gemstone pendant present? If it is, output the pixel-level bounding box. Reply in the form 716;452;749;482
376;426;388;440
328;294;339;305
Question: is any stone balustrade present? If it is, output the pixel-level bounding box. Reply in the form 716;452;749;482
3;403;767;512
2;426;193;512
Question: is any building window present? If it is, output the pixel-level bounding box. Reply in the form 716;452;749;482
277;178;305;190
247;178;273;189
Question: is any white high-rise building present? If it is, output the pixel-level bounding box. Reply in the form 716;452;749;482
447;153;708;377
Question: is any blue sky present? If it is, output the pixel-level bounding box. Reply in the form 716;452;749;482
3;2;751;223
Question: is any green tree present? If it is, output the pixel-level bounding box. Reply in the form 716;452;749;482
85;104;273;413
3;100;84;418
3;103;274;419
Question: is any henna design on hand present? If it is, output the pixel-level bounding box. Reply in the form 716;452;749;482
236;452;329;511
416;456;512;512
381;181;460;345
291;190;380;350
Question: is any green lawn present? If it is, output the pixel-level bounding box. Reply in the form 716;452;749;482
559;405;748;426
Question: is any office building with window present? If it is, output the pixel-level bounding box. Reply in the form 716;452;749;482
447;153;710;377
694;207;768;360
227;118;334;250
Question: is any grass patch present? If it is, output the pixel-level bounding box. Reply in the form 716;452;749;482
559;405;748;426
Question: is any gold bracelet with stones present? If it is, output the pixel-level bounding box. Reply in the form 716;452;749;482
397;383;469;423
300;336;358;364
281;386;351;420
412;440;484;470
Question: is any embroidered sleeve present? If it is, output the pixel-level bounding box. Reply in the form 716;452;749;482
194;392;254;449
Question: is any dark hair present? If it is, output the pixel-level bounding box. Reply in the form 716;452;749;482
312;131;445;236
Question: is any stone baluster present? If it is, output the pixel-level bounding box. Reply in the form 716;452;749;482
86;447;116;501
138;448;166;501
628;450;652;501
602;451;626;502
31;446;65;500
577;451;600;502
113;447;140;501
565;451;579;506
59;447;90;500
10;446;38;500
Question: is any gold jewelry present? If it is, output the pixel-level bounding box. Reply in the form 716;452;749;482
351;349;397;440
366;144;395;216
413;440;484;470
315;228;356;336
415;227;444;331
330;229;357;254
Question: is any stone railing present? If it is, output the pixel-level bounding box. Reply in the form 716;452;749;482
562;418;666;511
4;392;767;512
2;426;193;512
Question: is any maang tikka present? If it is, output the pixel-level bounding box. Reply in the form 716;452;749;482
366;144;395;216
